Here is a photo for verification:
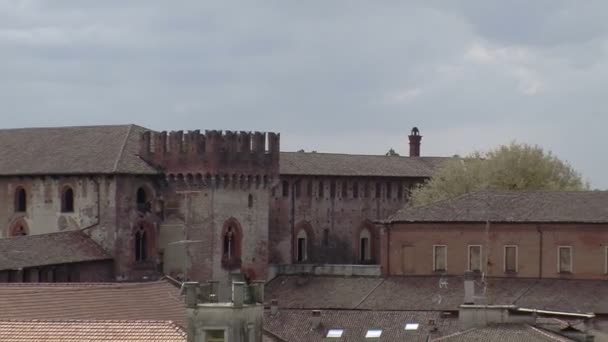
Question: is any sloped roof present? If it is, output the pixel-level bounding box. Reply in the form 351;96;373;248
0;230;111;270
0;281;186;327
280;152;450;177
0;124;158;175
387;191;608;223
264;309;460;342
431;324;573;342
0;320;186;342
265;275;608;314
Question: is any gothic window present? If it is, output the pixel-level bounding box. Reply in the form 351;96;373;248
15;187;26;212
136;187;148;212
386;182;392;199
375;182;381;199
323;229;329;247
363;182;370;198
318;181;324;198
248;194;254;208
296;230;308;262
222;219;242;270
341;181;348;198
397;184;404;199
330;181;336;198
307;180;313;197
353;182;359;198
61;187;74;213
359;229;371;262
135;225;147;262
294;180;301;198
282;180;290;197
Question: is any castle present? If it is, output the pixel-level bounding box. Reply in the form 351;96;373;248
0;124;445;286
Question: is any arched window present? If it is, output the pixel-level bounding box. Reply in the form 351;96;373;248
12;224;27;237
134;224;147;262
296;230;308;262
248;194;254;208
136;187;150;212
61;187;74;213
282;180;289;197
359;228;372;262
15;187;26;212
221;219;242;270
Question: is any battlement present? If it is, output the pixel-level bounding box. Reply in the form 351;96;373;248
139;130;280;179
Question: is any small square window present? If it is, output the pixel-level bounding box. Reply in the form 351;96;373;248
365;329;382;338
405;323;419;331
327;329;344;338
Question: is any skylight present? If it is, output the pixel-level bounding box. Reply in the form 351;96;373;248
405;323;419;331
365;329;382;338
326;329;344;338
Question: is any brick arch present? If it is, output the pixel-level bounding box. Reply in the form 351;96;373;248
221;217;242;270
355;220;377;264
133;219;156;263
294;221;315;263
8;218;29;237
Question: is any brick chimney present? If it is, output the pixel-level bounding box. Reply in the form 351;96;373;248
408;127;422;157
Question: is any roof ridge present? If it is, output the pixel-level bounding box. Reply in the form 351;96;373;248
113;124;135;173
0;124;138;131
280;151;450;159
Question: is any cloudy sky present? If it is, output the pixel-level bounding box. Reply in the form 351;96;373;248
1;1;607;187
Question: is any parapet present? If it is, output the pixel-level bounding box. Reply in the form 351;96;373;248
139;130;280;180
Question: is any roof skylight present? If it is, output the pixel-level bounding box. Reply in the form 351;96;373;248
326;329;344;338
365;329;382;338
405;323;419;331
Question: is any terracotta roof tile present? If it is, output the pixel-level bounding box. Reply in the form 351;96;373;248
431;324;574;341
0;125;158;175
0;281;186;327
388;191;608;223
0;319;186;341
280;152;450;177
0;230;111;270
264;309;460;342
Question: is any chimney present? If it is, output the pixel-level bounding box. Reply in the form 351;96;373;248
183;282;199;309
233;281;245;308
408;127;422;157
463;271;475;305
270;299;279;316
311;310;322;329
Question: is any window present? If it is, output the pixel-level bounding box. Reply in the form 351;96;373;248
224;227;236;258
136;187;149;212
366;329;382;338
204;329;225;342
504;245;518;273
15;187;26;212
405;323;419;331
307;180;313;197
468;245;482;272
282;181;289;197
247;194;253;208
323;229;329;247
341;181;348;198
221;219;242;270
359;229;371;262
134;225;147;262
397;184;403;199
294;180;301;198
558;246;572;273
61;187;74;213
433;245;447;272
353;182;359;198
330;181;336;198
11;224;27;237
363;182;370;198
375;182;381;198
296;230;307;262
386;182;392;199
326;329;344;338
318;181;324;198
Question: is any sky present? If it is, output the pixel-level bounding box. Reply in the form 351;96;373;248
1;1;607;187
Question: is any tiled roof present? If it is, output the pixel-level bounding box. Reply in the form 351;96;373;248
387;191;608;223
0;125;158;175
280;152;450;177
0;319;186;342
264;309;460;342
0;230;111;270
0;281;186;327
431;324;574;342
266;275;608;315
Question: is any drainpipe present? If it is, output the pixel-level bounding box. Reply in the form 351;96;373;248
537;225;543;279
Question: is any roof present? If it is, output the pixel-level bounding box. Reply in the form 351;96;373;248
0;124;159;175
0;280;186;327
387;191;608;223
0;319;186;342
266;275;608;314
0;230;111;270
279;152;450;177
431;324;574;342
264;309;460;342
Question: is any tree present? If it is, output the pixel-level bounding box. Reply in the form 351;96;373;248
409;142;589;207
385;148;400;156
